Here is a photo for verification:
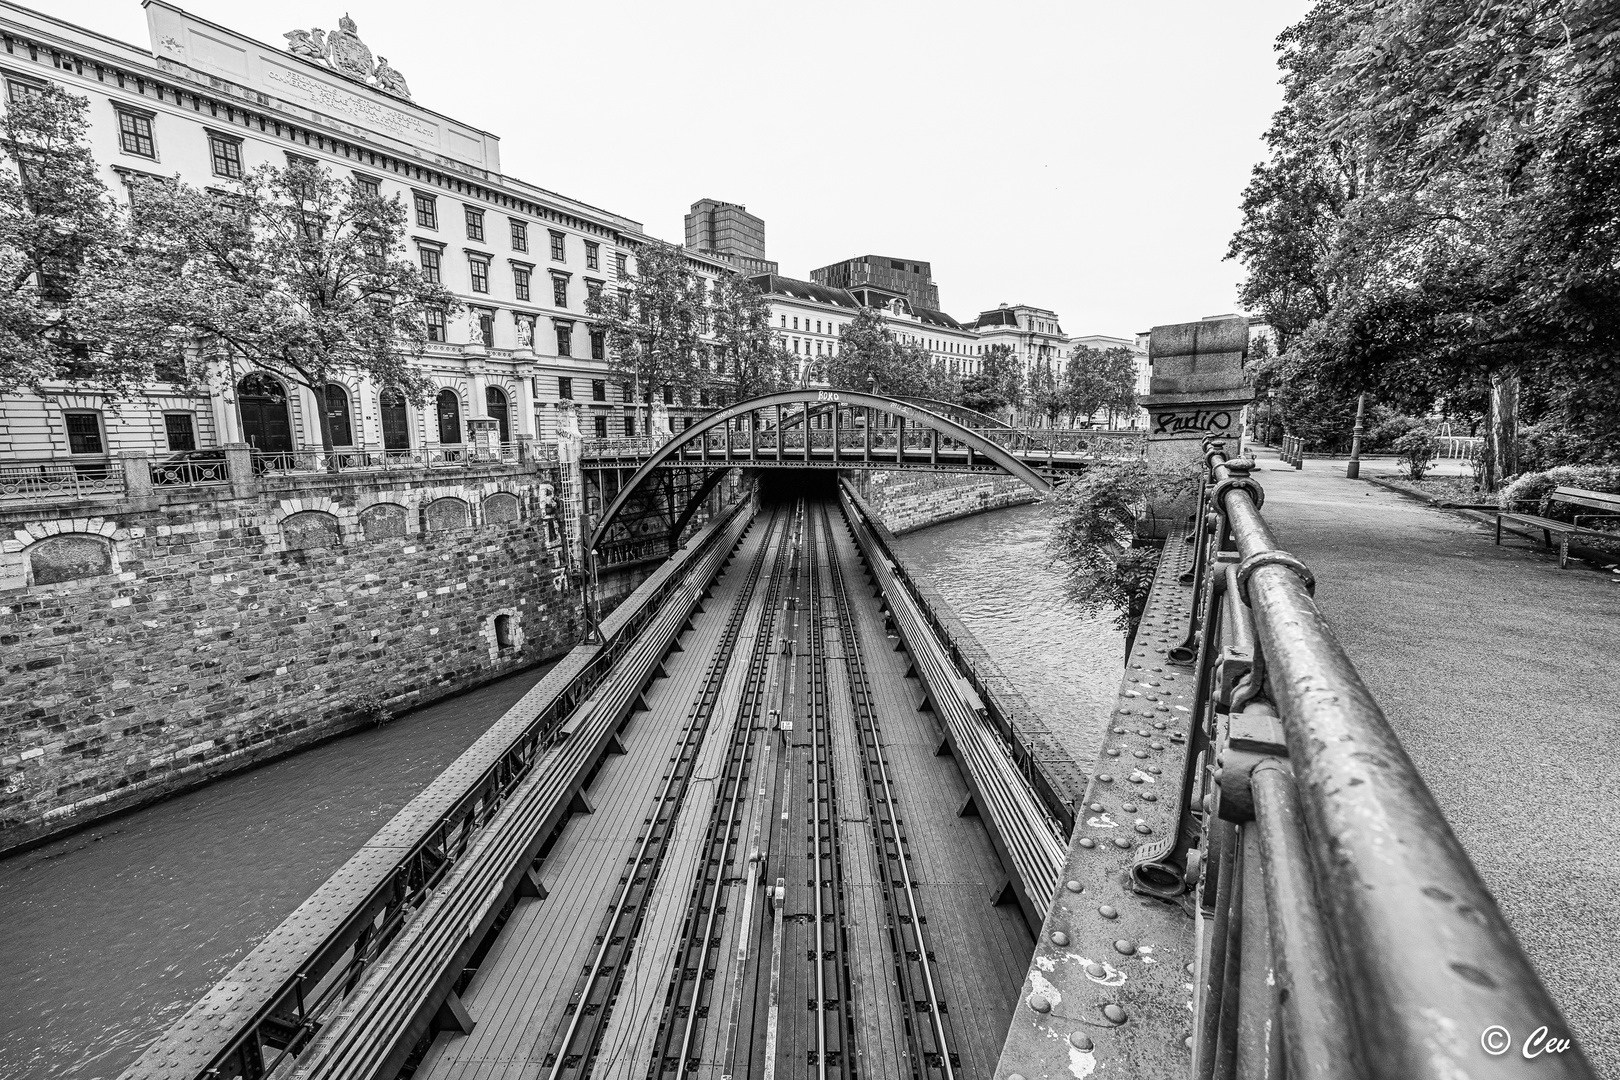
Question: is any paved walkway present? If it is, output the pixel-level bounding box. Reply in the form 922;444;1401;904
1250;449;1619;1076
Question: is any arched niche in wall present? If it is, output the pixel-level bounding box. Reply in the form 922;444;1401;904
423;497;471;533
281;510;342;550
482;492;520;524
358;502;409;541
26;534;113;585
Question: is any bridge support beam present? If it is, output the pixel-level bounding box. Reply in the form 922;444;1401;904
1138;316;1253;538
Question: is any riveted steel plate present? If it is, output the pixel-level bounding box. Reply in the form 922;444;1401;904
995;536;1198;1080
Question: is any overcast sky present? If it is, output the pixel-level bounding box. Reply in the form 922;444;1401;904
51;0;1307;338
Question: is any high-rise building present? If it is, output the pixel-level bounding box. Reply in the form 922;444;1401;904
684;199;776;275
809;256;940;312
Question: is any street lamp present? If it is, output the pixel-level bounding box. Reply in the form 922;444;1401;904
1346;392;1367;479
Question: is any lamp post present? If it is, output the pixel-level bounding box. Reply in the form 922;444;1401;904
1346;392;1367;479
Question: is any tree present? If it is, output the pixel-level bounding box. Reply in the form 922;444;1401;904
0;84;120;393
74;160;458;456
960;344;1022;421
707;271;794;400
1029;361;1065;427
1229;0;1620;486
585;240;706;422
823;306;953;399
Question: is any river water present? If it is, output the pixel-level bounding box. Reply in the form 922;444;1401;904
0;502;1119;1080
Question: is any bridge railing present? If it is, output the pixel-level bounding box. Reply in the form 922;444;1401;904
663;424;1145;460
1179;443;1591;1078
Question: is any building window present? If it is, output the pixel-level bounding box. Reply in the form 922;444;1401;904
208;133;242;179
418;246;442;284
780;315;786;327
551;275;568;307
465;206;484;241
662;384;673;405
792;317;799;330
477;310;494;347
414;192;438;229
325;384;354;446
116;107;156;159
510;219;528;252
163;412;196;452
437;388;462;444
557;323;573;357
683;416;694;431
495;613;515;651
558;376;573;399
594;415;608;439
549;230;566;261
615;252;628;277
6;79;43;104
591;379;606;402
514;266;531;301
425;306;446;342
355;173;380;197
469;257;490;293
590;331;605;360
64;411;104;455
624;412;636;437
585;240;599;270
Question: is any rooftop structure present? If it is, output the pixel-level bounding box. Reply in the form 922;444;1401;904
809;255;940;312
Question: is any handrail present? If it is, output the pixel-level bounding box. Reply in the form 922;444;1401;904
1192;444;1593;1078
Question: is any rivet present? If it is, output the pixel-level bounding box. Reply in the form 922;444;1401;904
1122;802;1137;812
1009;1074;1027;1080
1185;1035;1194;1048
1105;748;1120;757
1089;802;1105;813
1066;879;1084;893
1113;836;1132;849
1148;766;1162;775
1051;930;1070;946
1138;728;1151;737
1112;726;1127;734
1098;904;1119;919
1133;750;1148;759
1128;774;1143;784
1079;837;1096;848
1071;1033;1094;1050
1153;721;1166;730
1029;994;1051;1013
1114;939;1137;955
1135;824;1151;835
1086;961;1107;977
1185;962;1196;975
1097;773;1113;783
1151;741;1165;750
1103;1003;1128;1024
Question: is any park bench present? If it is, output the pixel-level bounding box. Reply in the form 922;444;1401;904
1495;485;1620;568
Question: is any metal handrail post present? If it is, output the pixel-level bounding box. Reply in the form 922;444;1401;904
1206;449;1595;1079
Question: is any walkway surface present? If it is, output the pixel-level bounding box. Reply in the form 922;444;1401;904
1251;449;1619;1076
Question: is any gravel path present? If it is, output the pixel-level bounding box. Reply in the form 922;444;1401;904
1252;450;1619;1076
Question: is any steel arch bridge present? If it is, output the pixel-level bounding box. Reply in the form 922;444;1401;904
587;389;1131;553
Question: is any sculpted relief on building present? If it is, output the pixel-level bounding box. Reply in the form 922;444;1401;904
284;14;412;100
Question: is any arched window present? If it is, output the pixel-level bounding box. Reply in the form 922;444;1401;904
237;372;293;452
437;389;462;444
485;386;510;443
325;383;353;446
379;388;410;450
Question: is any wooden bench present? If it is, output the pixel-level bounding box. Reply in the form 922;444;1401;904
1495;486;1620;567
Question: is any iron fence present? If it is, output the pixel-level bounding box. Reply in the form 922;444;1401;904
1178;440;1592;1078
0;461;125;500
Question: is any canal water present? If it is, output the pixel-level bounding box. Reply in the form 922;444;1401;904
0;666;552;1080
0;501;1120;1080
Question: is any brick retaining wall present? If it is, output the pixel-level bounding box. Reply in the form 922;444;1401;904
0;464;653;854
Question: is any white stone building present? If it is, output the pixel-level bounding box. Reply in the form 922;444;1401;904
0;1;730;468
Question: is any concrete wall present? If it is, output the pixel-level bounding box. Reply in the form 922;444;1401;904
848;470;1040;535
0;463;653;854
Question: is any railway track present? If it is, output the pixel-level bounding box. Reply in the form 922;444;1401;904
816;502;958;1080
542;504;791;1079
643;500;798;1078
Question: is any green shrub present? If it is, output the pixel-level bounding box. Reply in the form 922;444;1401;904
1394;429;1440;480
1517;423;1588;472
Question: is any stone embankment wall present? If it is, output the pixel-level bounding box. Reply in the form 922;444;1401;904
0;464;653;854
847;470;1041;534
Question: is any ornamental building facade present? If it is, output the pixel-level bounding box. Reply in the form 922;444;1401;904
0;1;730;469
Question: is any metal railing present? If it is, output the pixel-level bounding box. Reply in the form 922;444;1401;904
0;461;126;501
149;457;230;487
250;442;548;474
1180;441;1593;1078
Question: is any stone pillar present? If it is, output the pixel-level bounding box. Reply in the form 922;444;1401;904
223;442;257;497
1137;316;1253;538
120;451;155;498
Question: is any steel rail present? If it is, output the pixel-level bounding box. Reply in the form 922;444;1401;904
839;486;1065;925
656;502;797;1080
279;512;759;1080
804;502;852;1079
542;505;788;1079
820;501;957;1079
1206;449;1596;1079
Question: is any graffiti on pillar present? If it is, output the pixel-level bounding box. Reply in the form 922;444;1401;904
1152;409;1234;436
